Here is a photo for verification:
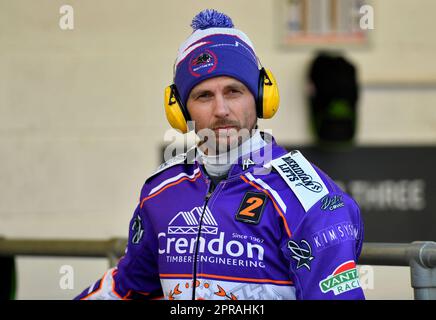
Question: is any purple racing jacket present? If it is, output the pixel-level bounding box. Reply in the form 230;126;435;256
75;135;365;300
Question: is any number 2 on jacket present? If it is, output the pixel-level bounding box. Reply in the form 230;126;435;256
235;192;268;224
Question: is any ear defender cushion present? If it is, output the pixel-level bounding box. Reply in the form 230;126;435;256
164;84;189;133
257;68;280;119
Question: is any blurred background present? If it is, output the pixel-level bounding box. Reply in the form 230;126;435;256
0;0;435;299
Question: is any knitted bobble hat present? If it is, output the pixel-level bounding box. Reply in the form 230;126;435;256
174;9;260;107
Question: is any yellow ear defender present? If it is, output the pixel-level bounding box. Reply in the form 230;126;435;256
257;68;280;119
164;68;280;133
164;84;190;133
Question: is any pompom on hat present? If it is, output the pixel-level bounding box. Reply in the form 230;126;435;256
174;9;260;108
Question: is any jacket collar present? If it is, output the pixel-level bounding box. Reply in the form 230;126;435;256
192;132;288;180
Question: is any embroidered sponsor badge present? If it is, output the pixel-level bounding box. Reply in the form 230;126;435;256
271;150;329;212
312;221;360;252
287;239;315;271
235;192;267;225
131;215;144;244
319;261;361;295
320;195;345;211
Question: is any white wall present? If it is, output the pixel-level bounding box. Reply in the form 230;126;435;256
0;0;435;299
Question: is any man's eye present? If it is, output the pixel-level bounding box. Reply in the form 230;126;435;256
197;93;211;99
229;89;242;95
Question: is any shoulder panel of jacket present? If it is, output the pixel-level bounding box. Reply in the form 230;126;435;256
140;147;200;201
147;153;188;181
268;149;331;212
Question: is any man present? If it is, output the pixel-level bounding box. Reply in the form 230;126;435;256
75;9;365;300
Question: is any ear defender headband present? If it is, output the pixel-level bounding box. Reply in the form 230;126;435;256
164;9;280;133
164;68;280;133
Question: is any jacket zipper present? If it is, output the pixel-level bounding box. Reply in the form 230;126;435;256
191;181;215;300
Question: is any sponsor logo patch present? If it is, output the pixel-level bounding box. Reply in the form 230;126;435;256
312;221;360;252
131;215;144;244
321;195;345;211
319;261;361;295
287;239;315;271
271;151;328;212
158;206;266;269
168;206;218;235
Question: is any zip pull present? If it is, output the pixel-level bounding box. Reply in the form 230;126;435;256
205;190;212;201
204;180;215;202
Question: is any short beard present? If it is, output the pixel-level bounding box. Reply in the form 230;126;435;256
197;122;257;155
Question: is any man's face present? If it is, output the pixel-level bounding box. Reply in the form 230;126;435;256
186;76;257;154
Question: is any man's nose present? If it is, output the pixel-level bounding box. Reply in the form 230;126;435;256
212;94;230;118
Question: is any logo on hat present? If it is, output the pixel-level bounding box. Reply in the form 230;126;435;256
189;49;217;77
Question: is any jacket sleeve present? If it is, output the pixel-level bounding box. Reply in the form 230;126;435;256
74;203;163;300
280;192;365;300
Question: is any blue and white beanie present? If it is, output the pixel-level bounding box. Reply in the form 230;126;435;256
174;9;260;108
